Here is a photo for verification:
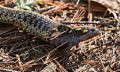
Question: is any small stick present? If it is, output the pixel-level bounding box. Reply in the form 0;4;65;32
62;21;101;24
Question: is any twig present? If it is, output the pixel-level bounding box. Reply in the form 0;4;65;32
0;67;19;72
61;20;116;25
62;21;101;24
35;6;55;13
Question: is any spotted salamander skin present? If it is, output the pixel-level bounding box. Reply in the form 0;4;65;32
49;27;99;48
0;6;61;39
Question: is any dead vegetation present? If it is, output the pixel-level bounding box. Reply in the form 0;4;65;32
0;0;120;72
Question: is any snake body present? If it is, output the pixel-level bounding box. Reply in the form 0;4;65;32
0;6;61;39
0;6;99;47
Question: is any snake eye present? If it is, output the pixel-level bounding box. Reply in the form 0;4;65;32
90;28;95;32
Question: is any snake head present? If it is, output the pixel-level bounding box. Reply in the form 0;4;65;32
71;27;99;41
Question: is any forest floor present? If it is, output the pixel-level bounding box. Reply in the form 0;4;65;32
0;0;120;72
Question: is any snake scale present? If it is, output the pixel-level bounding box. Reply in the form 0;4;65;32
0;6;99;47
